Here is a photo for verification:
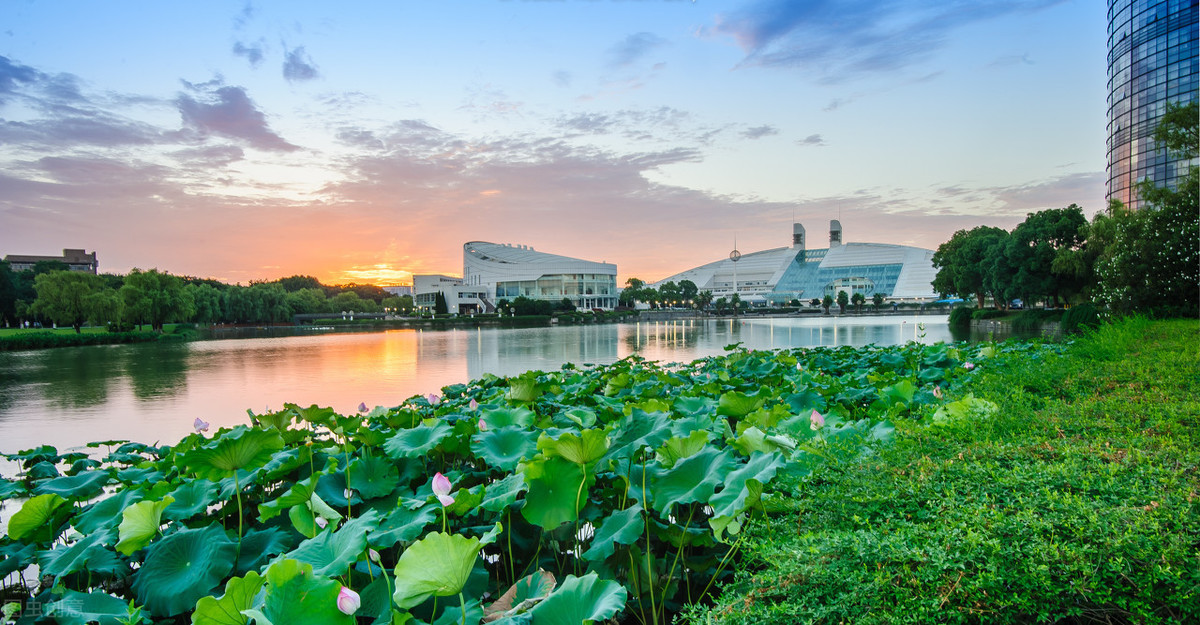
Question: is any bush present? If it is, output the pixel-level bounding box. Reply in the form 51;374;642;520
0;331;162;351
1012;309;1062;333
948;306;973;328
971;308;1007;320
1059;302;1100;334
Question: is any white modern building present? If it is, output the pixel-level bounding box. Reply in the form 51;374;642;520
463;241;618;310
412;275;488;314
652;221;938;305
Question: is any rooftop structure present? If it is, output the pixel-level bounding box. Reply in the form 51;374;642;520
463;242;618;310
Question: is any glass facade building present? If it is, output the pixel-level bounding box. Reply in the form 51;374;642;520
1106;0;1199;209
463;242;618;310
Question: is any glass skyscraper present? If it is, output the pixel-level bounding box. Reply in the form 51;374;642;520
1106;0;1198;209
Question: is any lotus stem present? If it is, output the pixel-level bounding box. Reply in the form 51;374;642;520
459;591;466;625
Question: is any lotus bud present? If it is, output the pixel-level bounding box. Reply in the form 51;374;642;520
809;409;825;431
193;418;210;433
358;402;368;413
336;587;361;615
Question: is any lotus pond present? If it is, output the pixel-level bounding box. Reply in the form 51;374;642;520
0;338;1046;624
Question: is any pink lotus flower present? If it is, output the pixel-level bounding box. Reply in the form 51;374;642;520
809;409;825;431
964;362;976;371
358;402;368;413
432;472;455;506
336;587;361;615
193;418;210;433
468;398;479;410
478;419;488;431
933;386;943;399
426;393;441;405
315;516;328;529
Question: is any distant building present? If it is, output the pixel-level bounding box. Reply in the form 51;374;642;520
652;221;938;304
382;285;413;297
463;242;618;310
412;274;489;315
4;249;99;274
1106;0;1199;209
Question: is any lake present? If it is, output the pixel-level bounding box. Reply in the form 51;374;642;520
0;315;953;454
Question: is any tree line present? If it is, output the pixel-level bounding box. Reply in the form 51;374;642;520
0;268;415;332
932;102;1198;317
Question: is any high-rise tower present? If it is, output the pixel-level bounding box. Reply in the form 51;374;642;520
1106;0;1199;209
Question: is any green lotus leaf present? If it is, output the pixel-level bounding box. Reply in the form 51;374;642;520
285;403;337;427
649;446;735;517
603;409;672;464
281;509;380;577
672;395;716;418
479;405;536;429
559;407;597;428
7;444;61;466
252;406;294;430
357;575;402;625
235;527;295;575
28;460;60;480
444;482;485;516
716;391;765;418
241;558;354;625
193;571;265;625
347;454;401;499
528;573;628;625
7;493;68;542
537;429;609;468
507;372;543;402
182;427;285;480
369;505;438;549
39;529;124;581
0;541;36;578
382;420;454;459
521;457;591;530
65;457;101;475
392;531;486;609
164;479;220;521
656;430;711;468
479;473;527;513
581;505;644;562
668;413;718;439
115;466;164;486
730;426;795;457
472;426;540;472
259;446;309;480
484;569;556;622
133;524;237;617
708;451;789;540
74;489;143;535
44;590;130;625
258;472;322;521
0;478;24;500
116;496;175;555
880;379;917;406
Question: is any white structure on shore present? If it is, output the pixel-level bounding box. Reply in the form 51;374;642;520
653;221;937;304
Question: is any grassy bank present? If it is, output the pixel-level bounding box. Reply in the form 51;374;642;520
0;329;177;351
686;317;1199;624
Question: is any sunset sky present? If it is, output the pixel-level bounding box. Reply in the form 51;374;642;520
1;0;1106;285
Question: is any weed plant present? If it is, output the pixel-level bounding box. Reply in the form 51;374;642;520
685;317;1199;624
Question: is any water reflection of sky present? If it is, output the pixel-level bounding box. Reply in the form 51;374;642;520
0;316;950;457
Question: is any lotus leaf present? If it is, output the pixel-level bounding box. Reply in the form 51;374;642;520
0;541;36;578
0;479;22;500
74;489;143;534
716;391;765;418
116;496;174;555
235;527;295;575
520;457;591;529
39;529;124;581
27;460;60;480
163;479;220;521
347;454;401;499
281;508;380;577
369;505;438;549
479;405;536;429
478;473;527;513
603;409;672;464
258;471;322;521
7;493;68;542
473;426;540;472
133;524;237;617
44;590;130;625
528;573;628;625
192;571;265;625
537;428;609;468
182;427;285;480
392;526;499;609
7;444;60;466
656;431;711;468
707;451;789;539
507;372;542;402
649;446;735;517
240;558;354;625
286;403;337;427
484;570;556;622
559;407;597;428
383;420;454;459
580;505;644;561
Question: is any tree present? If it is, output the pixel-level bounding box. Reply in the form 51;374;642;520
730;293;742;315
249;283;291;322
1004;205;1088;307
558;297;576;312
619;278;645;307
121;269;194;332
713;296;729;314
679;279;699;303
872;292;885;311
0;261;17;327
276;275;323;292
434;291;449;315
821;295;833;314
694;290;714;311
381;295;414;315
31;271;109;333
810;298;821;308
187;283;223;323
851;292;866;313
286;287;329;315
836;290;849;314
931;226;1009;308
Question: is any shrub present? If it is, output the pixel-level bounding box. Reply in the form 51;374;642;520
948;306;973;328
971;308;1007;320
1059;302;1100;334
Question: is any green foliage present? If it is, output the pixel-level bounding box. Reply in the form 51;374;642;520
947;306;973;328
31;270;113;333
1059;302;1099;334
688;318;1199;624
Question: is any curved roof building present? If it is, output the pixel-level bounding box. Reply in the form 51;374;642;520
652;221;937;304
463;241;618;310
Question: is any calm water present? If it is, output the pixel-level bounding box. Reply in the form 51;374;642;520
0;316;952;454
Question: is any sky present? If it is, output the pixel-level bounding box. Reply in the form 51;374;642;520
0;0;1108;286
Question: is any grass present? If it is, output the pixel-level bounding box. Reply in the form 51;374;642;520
0;323;181;337
685;317;1199;624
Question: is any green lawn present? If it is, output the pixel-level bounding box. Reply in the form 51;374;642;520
688;317;1199;624
0;323;180;337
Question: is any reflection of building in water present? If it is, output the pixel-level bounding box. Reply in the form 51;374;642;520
465;326;621;380
652;221;937;305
